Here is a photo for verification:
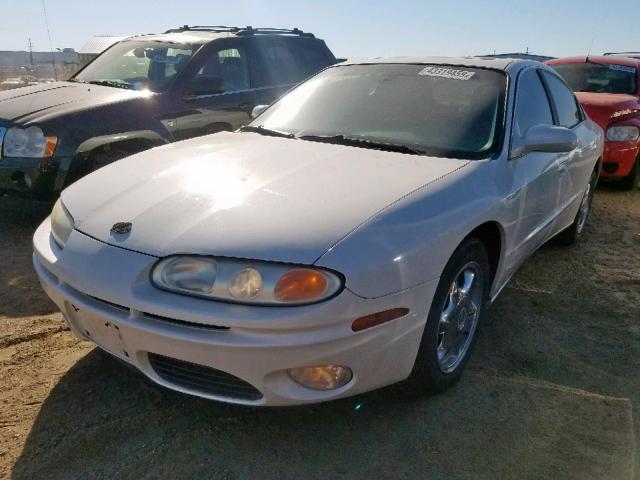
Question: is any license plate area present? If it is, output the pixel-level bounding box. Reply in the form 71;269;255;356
65;301;130;360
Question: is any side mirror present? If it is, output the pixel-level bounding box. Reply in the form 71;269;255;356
251;104;269;118
511;124;578;159
184;76;225;100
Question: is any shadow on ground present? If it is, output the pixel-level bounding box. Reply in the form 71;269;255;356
10;347;634;480
0;202;57;318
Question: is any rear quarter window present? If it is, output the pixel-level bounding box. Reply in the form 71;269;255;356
295;41;335;78
256;40;301;86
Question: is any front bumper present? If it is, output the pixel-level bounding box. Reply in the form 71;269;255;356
0;155;65;200
33;220;437;406
601;141;639;178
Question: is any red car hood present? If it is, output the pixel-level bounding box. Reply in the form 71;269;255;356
576;92;640;129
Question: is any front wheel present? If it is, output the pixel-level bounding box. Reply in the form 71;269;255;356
408;238;489;394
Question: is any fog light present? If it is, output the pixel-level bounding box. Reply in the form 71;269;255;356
288;365;353;390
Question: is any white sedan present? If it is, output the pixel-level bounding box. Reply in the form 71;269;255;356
33;57;603;405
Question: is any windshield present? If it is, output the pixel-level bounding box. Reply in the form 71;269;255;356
249;64;507;159
72;40;200;92
550;63;638;95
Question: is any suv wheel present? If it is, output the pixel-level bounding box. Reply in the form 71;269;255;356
90;148;131;171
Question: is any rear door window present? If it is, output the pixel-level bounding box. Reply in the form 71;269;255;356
295;42;334;78
256;40;301;86
541;71;582;128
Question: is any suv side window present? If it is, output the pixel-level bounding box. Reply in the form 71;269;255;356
196;46;250;92
295;42;334;78
514;69;554;136
541;71;582;128
256;40;300;86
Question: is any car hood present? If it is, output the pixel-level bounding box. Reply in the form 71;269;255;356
63;132;469;264
576;92;640;129
0;81;152;124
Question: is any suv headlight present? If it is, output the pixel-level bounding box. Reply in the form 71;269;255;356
606;125;640;142
151;256;343;306
50;199;75;248
3;126;58;158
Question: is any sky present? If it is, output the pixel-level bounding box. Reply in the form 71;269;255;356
1;0;639;58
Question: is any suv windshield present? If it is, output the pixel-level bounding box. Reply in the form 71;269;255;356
551;63;638;95
250;64;507;159
72;40;201;92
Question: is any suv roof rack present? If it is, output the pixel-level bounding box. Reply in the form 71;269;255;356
603;51;640;56
164;25;315;38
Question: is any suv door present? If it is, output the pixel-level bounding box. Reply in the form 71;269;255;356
539;70;593;229
506;68;562;268
171;39;257;140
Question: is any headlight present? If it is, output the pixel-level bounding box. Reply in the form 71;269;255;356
50;199;74;248
3;126;58;158
606;125;640;142
151;256;343;305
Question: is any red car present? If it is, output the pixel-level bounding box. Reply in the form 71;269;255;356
547;56;640;189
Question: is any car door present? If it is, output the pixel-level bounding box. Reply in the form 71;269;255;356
170;39;257;141
504;68;563;272
539;70;596;230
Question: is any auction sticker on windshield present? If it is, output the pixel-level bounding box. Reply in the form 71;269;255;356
609;64;637;74
419;66;476;80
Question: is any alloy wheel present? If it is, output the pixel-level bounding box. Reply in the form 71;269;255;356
436;262;484;374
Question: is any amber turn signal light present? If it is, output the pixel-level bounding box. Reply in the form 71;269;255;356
44;136;58;158
274;269;328;302
352;308;410;332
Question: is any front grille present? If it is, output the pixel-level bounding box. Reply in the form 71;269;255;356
148;353;263;401
89;295;129;313
143;312;229;331
88;296;229;331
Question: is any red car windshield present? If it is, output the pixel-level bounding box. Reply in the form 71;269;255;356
551;62;637;95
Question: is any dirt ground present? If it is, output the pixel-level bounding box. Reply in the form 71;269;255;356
0;185;638;480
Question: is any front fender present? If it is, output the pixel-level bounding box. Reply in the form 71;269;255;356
53;130;170;193
315;161;503;299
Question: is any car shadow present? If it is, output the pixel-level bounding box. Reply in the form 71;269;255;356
10;340;635;480
0;201;58;318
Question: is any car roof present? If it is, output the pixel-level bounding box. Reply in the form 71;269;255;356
126;31;235;44
337;56;541;72
547;55;640;67
125;26;319;45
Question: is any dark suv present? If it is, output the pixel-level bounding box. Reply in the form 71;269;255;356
0;26;336;200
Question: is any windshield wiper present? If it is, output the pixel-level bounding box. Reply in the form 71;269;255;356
297;134;426;155
87;80;133;90
239;125;295;139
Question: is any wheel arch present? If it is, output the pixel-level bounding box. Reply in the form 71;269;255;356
462;221;505;294
75;130;170;159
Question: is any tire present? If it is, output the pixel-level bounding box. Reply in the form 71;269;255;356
556;169;597;245
619;157;639;191
408;237;490;394
90;148;131;171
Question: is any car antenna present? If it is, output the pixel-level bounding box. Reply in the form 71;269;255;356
586;35;596;63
